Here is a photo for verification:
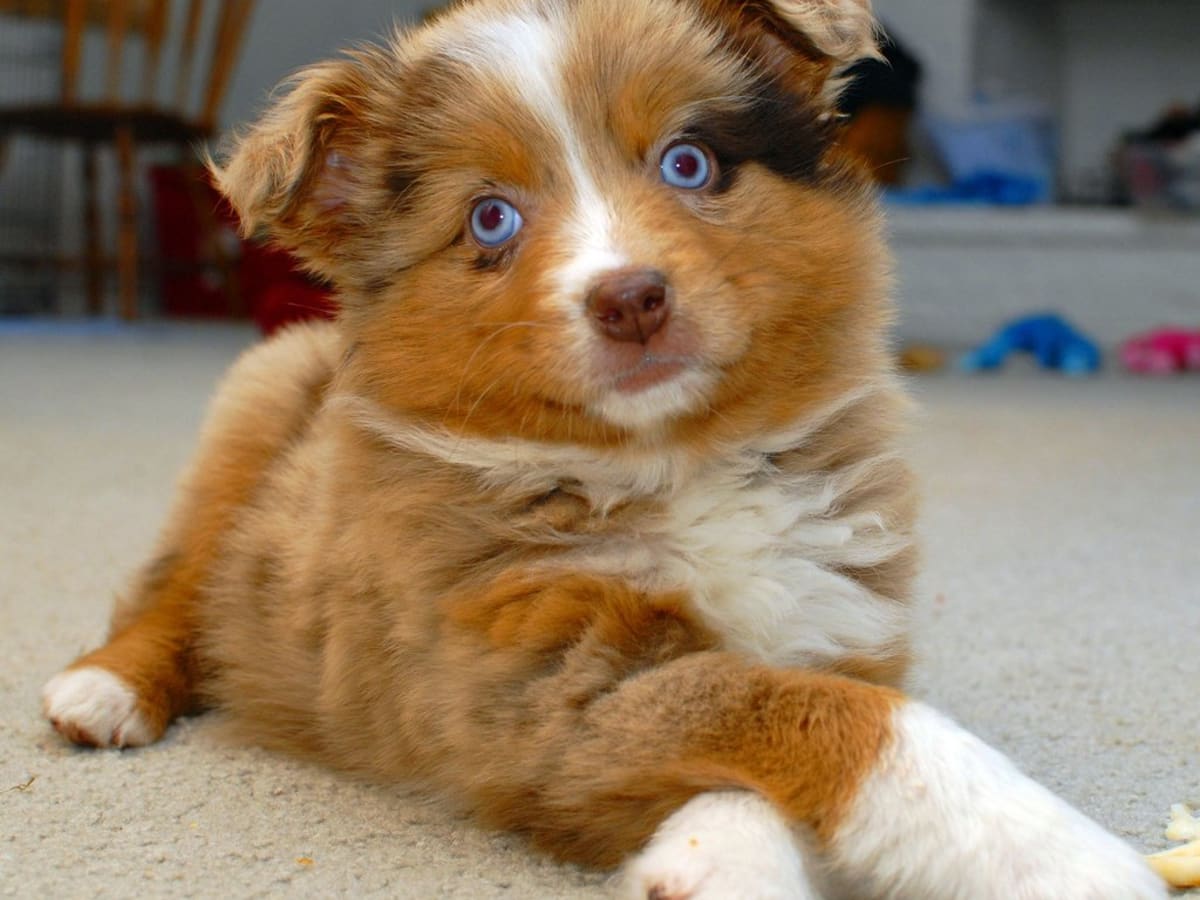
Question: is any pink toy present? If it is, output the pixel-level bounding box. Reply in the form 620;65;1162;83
1120;328;1200;375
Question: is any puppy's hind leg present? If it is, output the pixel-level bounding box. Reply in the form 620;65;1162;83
43;323;341;748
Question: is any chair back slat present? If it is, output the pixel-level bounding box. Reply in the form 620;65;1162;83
61;0;87;105
142;0;170;105
105;0;132;102
174;0;205;112
200;0;254;132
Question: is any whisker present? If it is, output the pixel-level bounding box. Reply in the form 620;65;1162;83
457;364;530;438
446;321;552;428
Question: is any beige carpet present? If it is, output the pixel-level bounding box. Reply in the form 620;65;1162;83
2;321;1197;898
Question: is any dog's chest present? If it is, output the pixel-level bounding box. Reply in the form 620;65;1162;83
563;465;911;669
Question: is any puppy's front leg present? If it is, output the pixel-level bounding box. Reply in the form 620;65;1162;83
612;674;1165;900
443;575;1165;899
617;699;1169;900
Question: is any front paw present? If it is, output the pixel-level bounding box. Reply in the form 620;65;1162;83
952;792;1168;900
42;667;155;749
621;792;822;900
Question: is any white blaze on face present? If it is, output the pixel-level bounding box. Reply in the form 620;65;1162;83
440;12;629;310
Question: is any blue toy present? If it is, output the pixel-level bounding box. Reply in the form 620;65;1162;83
959;314;1102;376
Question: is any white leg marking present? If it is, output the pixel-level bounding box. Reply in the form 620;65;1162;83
622;791;824;900
828;703;1167;899
42;666;154;749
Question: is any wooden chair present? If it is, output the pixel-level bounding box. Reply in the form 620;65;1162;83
0;0;255;318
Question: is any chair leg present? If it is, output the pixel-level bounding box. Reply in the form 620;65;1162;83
114;126;139;321
82;143;104;316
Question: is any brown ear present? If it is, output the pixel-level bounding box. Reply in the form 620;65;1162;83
700;0;880;95
758;0;880;68
207;53;381;261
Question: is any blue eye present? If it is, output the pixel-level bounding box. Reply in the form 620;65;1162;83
470;197;524;247
660;142;713;190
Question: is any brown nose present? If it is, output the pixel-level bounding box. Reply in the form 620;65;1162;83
585;268;671;344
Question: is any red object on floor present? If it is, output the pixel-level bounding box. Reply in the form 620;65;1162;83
1120;328;1200;374
150;165;337;334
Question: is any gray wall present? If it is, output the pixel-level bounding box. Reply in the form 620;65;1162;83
973;0;1060;110
223;0;433;131
1060;0;1200;201
875;0;975;119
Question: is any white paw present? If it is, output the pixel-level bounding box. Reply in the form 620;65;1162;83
830;703;1168;900
42;667;154;749
621;792;822;900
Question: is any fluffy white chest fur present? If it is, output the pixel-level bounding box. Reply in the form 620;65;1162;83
562;455;912;669
347;389;913;671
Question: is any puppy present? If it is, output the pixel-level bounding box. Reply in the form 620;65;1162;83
43;1;1165;897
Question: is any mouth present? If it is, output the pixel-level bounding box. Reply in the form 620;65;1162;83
612;356;692;394
589;352;715;429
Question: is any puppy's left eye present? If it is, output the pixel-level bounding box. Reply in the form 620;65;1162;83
660;142;713;190
470;197;524;247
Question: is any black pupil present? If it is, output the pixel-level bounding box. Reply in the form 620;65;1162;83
673;149;700;180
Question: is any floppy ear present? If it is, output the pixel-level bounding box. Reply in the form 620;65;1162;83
700;0;880;97
208;54;381;269
758;0;879;68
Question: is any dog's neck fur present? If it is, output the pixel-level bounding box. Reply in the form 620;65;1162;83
330;377;896;508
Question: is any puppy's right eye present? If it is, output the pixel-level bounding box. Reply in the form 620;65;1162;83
470;198;524;247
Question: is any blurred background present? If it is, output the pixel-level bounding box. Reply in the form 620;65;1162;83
0;0;1197;366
